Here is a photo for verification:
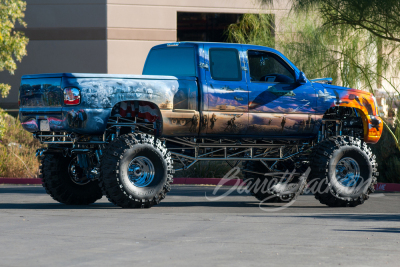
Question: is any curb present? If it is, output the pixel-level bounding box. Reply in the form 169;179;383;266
0;178;399;192
0;177;245;186
0;178;42;185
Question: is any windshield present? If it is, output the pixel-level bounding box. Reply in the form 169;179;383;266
143;47;197;77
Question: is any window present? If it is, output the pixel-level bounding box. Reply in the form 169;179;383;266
177;12;243;42
143;47;196;77
173;88;189;109
248;50;294;83
209;48;242;81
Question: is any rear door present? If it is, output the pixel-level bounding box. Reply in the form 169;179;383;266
202;44;248;136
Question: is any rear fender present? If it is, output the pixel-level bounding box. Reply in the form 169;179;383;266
60;77;180;134
110;100;163;134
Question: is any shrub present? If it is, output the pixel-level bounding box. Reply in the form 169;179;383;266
0;109;42;178
369;125;400;183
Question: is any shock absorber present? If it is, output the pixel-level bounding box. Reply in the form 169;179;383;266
95;149;103;163
321;120;326;141
336;120;341;136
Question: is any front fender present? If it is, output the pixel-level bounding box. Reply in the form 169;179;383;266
315;83;382;144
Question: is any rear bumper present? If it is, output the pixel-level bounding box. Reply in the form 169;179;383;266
19;107;111;135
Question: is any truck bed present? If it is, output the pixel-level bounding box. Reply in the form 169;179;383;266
19;73;199;136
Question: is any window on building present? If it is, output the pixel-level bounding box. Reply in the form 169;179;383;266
177;12;242;42
177;12;275;43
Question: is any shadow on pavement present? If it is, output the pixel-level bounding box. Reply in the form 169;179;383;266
0;200;328;210
246;214;400;222
0;202;116;209
334;228;400;233
0;187;45;194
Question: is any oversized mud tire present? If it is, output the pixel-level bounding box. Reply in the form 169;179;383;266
309;136;378;207
39;154;103;205
100;133;173;208
243;161;305;203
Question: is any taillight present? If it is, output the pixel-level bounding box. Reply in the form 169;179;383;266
64;87;80;105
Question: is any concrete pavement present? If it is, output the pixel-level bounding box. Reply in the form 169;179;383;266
0;185;399;266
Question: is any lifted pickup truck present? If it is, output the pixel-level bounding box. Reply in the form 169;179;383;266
19;42;382;208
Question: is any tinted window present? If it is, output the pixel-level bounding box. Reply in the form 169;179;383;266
19;78;62;107
248;50;294;83
143;47;196;76
173;88;189;109
209;48;242;81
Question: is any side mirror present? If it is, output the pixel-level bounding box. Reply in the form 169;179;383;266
297;72;307;85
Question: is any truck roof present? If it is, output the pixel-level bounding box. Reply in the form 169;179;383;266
21;73;196;80
152;42;299;74
154;41;279;53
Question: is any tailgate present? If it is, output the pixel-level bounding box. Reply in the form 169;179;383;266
19;77;63;132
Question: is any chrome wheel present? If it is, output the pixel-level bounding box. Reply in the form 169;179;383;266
335;157;360;187
128;156;155;187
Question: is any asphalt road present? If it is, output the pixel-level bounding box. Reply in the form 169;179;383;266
0;185;399;267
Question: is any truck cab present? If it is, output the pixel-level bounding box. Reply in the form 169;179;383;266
143;42;381;142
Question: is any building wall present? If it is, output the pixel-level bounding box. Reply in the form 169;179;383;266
106;0;290;75
0;0;108;110
0;0;290;109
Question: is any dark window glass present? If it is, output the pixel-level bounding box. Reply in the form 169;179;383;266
209;48;242;81
173;88;189;109
177;12;275;43
177;12;242;42
143;47;196;76
19;78;62;107
248;50;294;83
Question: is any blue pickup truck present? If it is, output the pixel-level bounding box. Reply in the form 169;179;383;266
19;42;382;208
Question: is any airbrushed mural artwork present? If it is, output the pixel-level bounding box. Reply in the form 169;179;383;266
17;42;384;210
19;74;200;136
19;42;382;143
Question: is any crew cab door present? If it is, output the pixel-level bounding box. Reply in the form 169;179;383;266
244;49;316;136
201;44;248;136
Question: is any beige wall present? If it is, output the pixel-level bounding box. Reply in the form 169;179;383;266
106;0;290;74
107;40;166;75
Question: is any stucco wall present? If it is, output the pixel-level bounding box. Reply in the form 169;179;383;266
106;0;290;75
0;0;107;110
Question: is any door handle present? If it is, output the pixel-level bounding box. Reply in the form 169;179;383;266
221;86;243;91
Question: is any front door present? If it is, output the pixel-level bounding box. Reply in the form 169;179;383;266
202;44;249;136
245;50;316;136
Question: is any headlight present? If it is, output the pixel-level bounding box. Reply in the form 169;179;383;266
371;95;378;116
64;87;80;105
